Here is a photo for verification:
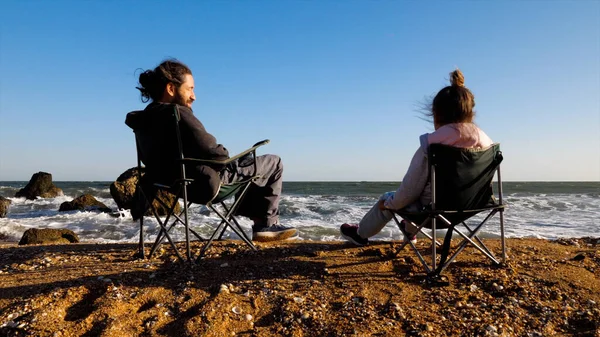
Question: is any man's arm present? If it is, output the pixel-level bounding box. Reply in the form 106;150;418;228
178;106;229;160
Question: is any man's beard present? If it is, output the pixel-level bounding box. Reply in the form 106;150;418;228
173;92;192;107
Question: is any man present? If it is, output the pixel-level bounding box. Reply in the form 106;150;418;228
126;59;296;242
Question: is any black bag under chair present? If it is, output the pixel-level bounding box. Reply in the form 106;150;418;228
392;143;507;284
128;104;269;263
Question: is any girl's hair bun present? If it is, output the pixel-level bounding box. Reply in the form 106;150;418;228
450;69;465;87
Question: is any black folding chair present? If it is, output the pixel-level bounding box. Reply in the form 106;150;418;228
131;104;268;263
392;143;506;282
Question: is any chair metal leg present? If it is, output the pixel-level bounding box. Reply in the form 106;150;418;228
152;202;206;249
216;202;230;240
197;219;227;259
438;230;497;275
150;197;220;262
207;217;256;257
497;164;506;262
431;214;453;271
460;211;499;258
216;208;232;243
416;230;442;247
393;212;505;276
139;211;145;259
150;220;180;257
229;216;255;245
197;203;236;258
136;188;149;259
431;168;437;272
148;196;181;258
148;194;180;255
452;227;500;264
181;182;191;262
148;191;208;262
147;198;185;262
149;208;185;262
436;213;502;275
182;201;206;242
196;205;257;261
189;228;204;241
462;224;495;258
500;209;506;262
410;239;432;274
204;181;256;251
218;202;254;244
392;215;433;273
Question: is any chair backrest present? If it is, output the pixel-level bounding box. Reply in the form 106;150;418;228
128;104;221;204
132;105;185;184
429;143;502;212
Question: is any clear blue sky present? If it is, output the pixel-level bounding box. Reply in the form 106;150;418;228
0;1;598;181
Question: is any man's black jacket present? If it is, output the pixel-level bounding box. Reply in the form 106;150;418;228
125;102;228;203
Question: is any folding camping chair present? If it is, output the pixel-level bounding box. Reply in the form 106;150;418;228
391;143;506;283
131;104;268;263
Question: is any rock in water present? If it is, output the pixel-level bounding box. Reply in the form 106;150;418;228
19;228;79;245
0;196;11;218
15;172;63;200
110;167;181;220
58;194;112;213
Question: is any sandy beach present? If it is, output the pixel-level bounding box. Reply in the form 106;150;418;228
0;238;598;337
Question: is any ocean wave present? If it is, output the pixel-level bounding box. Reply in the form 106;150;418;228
0;184;598;243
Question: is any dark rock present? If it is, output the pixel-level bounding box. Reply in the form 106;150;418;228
59;194;112;213
0;196;11;218
15;172;63;200
110;167;181;220
19;228;79;245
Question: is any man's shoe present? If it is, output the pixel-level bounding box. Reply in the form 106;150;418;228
252;224;297;242
340;223;368;246
399;220;418;244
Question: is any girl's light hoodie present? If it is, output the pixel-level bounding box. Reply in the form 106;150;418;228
383;123;493;211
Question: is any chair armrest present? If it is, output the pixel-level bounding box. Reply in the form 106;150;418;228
180;139;270;165
253;139;270;148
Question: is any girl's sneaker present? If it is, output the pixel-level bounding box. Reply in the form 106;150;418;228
340;223;368;246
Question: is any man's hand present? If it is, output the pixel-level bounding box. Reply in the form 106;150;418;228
378;199;387;211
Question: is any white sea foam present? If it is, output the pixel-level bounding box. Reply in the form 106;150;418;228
0;192;598;243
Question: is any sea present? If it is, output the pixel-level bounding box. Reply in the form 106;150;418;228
0;182;598;244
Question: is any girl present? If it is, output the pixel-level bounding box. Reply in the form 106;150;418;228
340;69;493;246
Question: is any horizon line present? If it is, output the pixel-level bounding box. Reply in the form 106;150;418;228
0;180;599;183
